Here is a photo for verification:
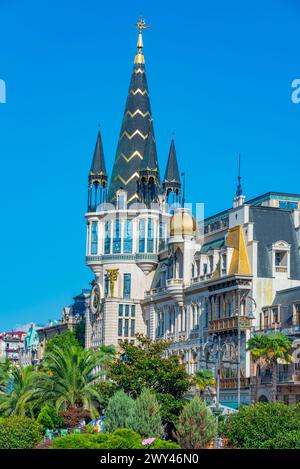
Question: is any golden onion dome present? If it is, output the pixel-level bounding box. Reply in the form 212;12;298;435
170;209;196;236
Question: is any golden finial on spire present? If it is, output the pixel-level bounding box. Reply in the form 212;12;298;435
134;17;151;65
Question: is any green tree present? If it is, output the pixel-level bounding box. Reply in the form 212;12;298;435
195;369;215;398
103;390;136;433
132;388;163;438
175;396;216;449
35;344;114;416
0;365;37;417
247;333;292;402
108;334;192;423
223;402;300;449
45;330;81;354
75;320;86;348
36;404;63;430
0;359;10;393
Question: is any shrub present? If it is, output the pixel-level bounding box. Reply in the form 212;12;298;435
53;429;142;449
0;416;43;449
132;388;163;438
146;439;181;449
37;404;63;430
103;390;135;433
259;430;300;449
223;402;300;449
59;406;91;428
175;396;216;449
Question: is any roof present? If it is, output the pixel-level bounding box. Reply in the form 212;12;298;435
250;205;300;279
201;237;225;253
272;286;300;324
163;138;181;187
108;38;160;204
89;130;107;181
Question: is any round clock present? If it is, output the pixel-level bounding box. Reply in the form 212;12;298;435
90;284;101;315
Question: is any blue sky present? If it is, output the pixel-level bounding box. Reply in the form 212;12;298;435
0;0;299;330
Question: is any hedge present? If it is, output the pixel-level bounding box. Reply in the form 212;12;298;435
0;416;43;449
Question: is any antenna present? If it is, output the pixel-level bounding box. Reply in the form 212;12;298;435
181;172;185;207
236;153;243;197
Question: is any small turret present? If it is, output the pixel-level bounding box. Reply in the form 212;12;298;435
88;130;108;211
138;125;160;206
163;137;181;204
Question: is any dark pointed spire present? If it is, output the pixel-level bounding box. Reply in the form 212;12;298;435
108;19;160;205
236;153;242;197
89;130;107;187
140;123;159;172
138;125;160;205
163;138;181;196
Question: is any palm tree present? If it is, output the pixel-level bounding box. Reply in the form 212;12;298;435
0;365;37;416
0;359;11;394
195;369;215;399
247;333;292;402
35;344;115;417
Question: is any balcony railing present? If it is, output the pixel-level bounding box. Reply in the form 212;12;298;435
166;278;184;286
220;377;250;389
275;266;288;273
209;316;252;332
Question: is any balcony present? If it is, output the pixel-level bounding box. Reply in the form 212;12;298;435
166;278;184;305
278;372;300;384
209;316;252;332
220;377;250;389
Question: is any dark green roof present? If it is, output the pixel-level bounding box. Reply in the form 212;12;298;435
201;237;225;253
163;138;181;187
108;60;160;204
90;130;107;177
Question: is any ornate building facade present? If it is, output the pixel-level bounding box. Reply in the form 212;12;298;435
84;22;300;406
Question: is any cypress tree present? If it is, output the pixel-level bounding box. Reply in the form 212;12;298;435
103;390;135;433
132;388;163;438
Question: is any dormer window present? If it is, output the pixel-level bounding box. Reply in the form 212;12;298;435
271;241;291;277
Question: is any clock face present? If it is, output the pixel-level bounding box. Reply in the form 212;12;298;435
90;284;101;315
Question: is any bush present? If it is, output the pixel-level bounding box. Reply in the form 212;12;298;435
37;404;63;430
0;416;43;449
59;406;91;428
132;388;163;438
259;431;300;449
175;396;216;449
223;402;300;449
103;390;135;433
52;428;142;449
146;439;181;449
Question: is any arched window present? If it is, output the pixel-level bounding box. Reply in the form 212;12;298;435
91;221;98;255
124;219;133;253
104;221;111;254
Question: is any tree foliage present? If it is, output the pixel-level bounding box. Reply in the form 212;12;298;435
108;334;192;423
0;365;37;417
175;396;216;449
223;402;300;449
132;388;163;438
103;390;136;433
45;330;81;354
36;404;63;429
195;369;215;396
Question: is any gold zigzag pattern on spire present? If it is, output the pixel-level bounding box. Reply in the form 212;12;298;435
113;172;140;186
134;68;145;74
120;130;148;140
126;109;151;118
127;193;141;204
120;150;143;162
130;88;148;96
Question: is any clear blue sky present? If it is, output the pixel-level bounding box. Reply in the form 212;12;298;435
0;0;299;330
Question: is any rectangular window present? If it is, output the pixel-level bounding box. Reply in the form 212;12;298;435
118;304;123;317
123;273;131;298
279;201;298;210
130;319;135;337
118;318;123;337
104;221;111;254
124;319;129;337
131;305;135;317
147;219;154;253
159;221;166;251
123;219;133;253
139;219;145;253
104;275;109;296
91;221;98;255
113;219;121;253
125;305;130;317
